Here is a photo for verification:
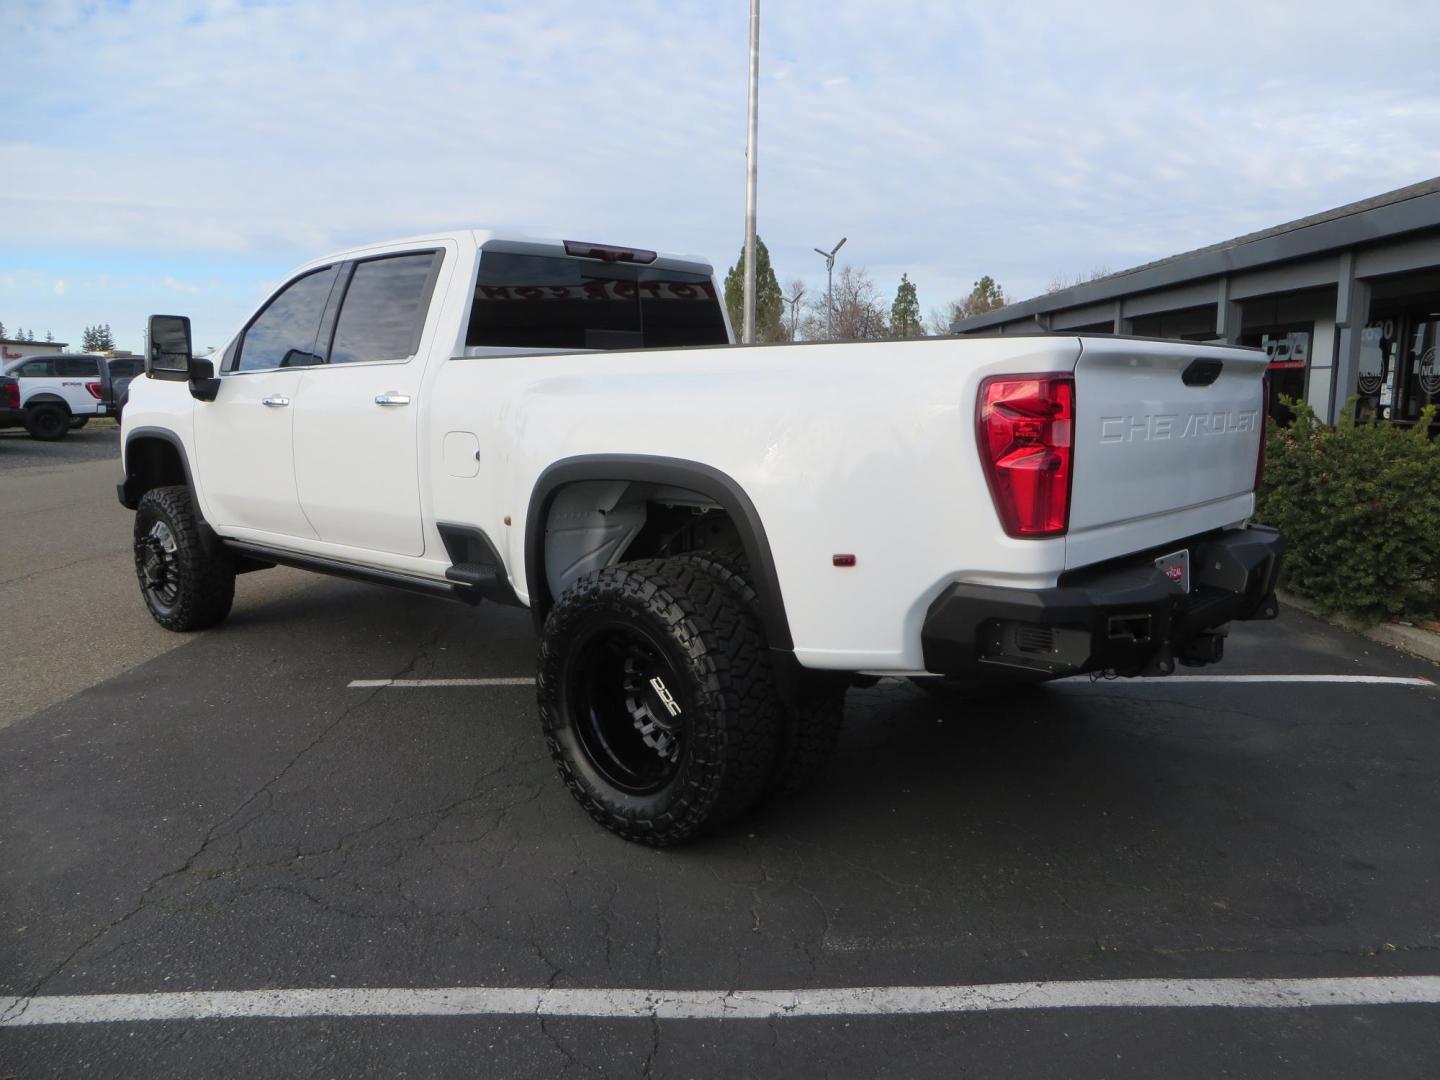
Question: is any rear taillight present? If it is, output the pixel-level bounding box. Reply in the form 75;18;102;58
85;381;103;399
1254;374;1268;492
977;374;1075;538
2;381;17;409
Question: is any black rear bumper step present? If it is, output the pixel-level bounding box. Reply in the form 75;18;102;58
921;525;1284;680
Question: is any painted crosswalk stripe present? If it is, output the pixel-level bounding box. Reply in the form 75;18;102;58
348;678;536;688
4;976;1440;1026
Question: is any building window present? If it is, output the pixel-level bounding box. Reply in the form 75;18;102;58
1241;325;1312;424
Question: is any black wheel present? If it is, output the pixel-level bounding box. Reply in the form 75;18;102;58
537;558;781;846
25;404;69;441
133;485;235;631
69;416;89;430
673;552;845;798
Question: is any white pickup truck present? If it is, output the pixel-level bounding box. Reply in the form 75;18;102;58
121;231;1283;845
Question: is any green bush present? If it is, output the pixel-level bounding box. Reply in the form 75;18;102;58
1254;398;1440;623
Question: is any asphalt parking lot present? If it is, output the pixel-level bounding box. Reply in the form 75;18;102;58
3;439;1439;1078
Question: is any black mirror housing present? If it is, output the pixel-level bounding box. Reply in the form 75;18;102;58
147;315;193;382
188;358;220;402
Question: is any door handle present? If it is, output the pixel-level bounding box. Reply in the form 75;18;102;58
374;392;411;406
261;396;290;408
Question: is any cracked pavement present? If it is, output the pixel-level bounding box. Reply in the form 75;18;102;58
2;452;1440;1076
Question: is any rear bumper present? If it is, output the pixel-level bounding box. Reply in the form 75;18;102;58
921;525;1285;679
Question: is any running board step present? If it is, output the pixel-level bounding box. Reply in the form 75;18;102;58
444;563;499;588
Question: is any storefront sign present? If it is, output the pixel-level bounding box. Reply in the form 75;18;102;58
1420;346;1440;398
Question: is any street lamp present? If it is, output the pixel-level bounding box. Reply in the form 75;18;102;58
781;286;805;341
813;236;846;340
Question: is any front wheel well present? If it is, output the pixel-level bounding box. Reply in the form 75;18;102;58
121;434;188;508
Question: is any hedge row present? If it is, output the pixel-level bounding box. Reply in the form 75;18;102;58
1254;399;1440;623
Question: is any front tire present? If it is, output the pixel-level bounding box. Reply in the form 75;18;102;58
25;404;69;441
133;486;236;631
537;559;780;846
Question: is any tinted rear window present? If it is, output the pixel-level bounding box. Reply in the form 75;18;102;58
58;356;101;377
466;252;727;351
329;252;438;364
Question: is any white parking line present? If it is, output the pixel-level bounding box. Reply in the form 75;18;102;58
348;678;536;688
4;976;1439;1026
1057;675;1435;686
349;674;1434;690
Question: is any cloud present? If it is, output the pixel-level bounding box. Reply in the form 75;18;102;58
52;278;65;295
163;276;201;294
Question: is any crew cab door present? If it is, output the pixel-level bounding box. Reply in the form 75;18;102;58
291;248;446;558
194;265;341;540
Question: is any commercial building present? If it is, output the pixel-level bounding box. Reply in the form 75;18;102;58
1;338;70;364
952;177;1440;427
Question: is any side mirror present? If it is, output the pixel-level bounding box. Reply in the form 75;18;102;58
147;314;193;382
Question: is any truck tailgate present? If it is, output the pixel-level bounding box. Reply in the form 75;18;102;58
1065;337;1267;570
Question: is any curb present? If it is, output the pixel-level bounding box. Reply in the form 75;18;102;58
1278;590;1440;666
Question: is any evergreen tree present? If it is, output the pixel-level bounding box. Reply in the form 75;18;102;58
723;236;784;342
890;273;921;337
0;321;7;339
82;325;98;351
97;323;116;351
45;330;54;343
961;275;1007;317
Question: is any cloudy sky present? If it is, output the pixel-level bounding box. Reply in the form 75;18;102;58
4;0;1439;352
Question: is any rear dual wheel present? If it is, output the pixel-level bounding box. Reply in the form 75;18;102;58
671;552;845;799
537;558;782;846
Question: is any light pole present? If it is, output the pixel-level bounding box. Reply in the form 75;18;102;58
813;236;846;340
741;0;760;343
782;286;805;341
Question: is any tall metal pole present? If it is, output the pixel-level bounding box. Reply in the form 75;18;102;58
826;260;834;340
813;237;845;340
741;0;760;344
782;288;804;341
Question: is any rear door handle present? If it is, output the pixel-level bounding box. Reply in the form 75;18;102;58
261;396;290;408
374;392;411;406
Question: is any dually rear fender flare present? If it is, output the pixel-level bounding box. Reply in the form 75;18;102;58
524;454;794;651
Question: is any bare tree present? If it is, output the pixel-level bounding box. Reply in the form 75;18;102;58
1044;266;1112;294
800;265;888;341
927;300;965;336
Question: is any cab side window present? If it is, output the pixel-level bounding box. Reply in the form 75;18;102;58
58;357;100;377
235;266;339;372
18;358;56;377
328;252;439;364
